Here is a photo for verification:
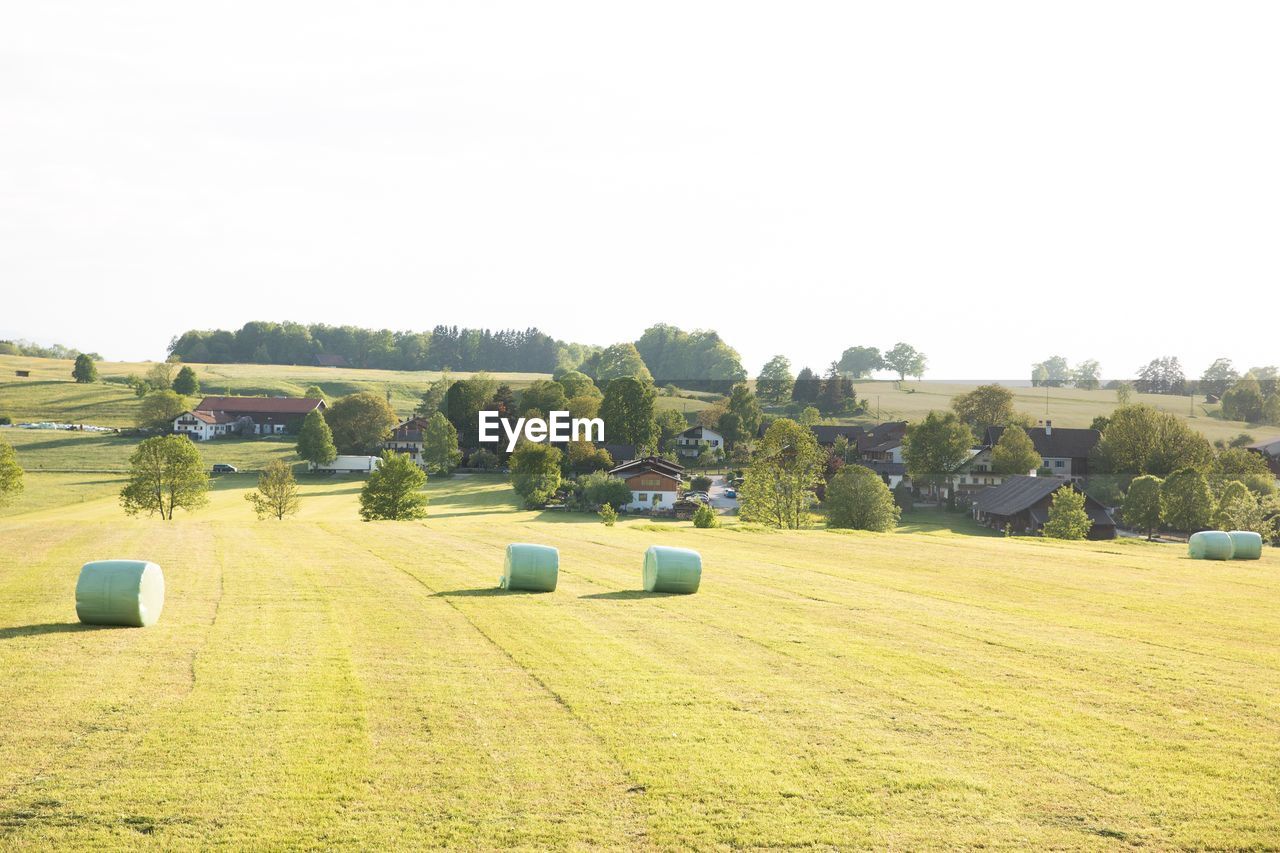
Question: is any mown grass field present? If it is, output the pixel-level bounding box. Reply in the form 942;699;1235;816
1;474;1278;848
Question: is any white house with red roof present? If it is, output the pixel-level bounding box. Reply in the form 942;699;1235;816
173;396;326;440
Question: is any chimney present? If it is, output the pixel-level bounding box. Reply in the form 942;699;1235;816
1045;420;1052;435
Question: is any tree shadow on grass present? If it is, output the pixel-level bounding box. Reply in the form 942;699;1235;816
433;587;550;597
579;590;677;600
0;622;113;642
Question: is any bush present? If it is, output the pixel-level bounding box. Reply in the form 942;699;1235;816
824;465;900;532
0;415;11;426
690;475;713;492
1043;487;1091;540
692;503;719;528
469;448;499;470
599;504;618;526
581;470;632;509
510;443;562;508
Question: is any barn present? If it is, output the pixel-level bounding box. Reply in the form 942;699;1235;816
972;475;1116;540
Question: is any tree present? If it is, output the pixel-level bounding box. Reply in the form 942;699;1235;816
296;409;338;466
245;460;301;520
1090;415;1111;432
692;503;720;528
1212;480;1262;533
444;373;499;445
818;364;856;415
1122;475;1163;540
903;411;973;505
599;503;618;526
1094;404;1214;477
951;384;1017;436
0;435;23;507
1115;383;1134;405
359;452;428;520
716;411;747;449
420;411;462;474
510;442;562;507
990;425;1041;475
1134;356;1186;395
1264;394;1280;427
1030;356;1070;387
172;365;200;396
556;370;599;399
1213;447;1273;489
798;406;821;427
325;392;399;454
565;441;613;476
304;384;327;402
119;435;209;520
1043;487;1091;540
791;367;821;403
579;470;631;508
591;342;653;385
883;343;926;381
836;346;883;379
824;465;900;531
414;371;453;417
145;361;175;391
726;382;762;438
756;356;795;404
1221;375;1265;423
738;419;824;529
1073;359;1102;390
1200;358;1239;399
72;353;98;384
654;408;689;449
519;379;569;416
1160;467;1215;532
599;376;658;449
137;390;189;429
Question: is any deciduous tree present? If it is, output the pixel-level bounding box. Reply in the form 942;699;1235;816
883;343;926;381
119;435;209;520
738;419;823;529
1095;404;1214;477
510;442;562;507
72;353;98;384
836;346;882;378
137;390;189;429
172;365;200;396
1043;487;1091;539
296;409;338;466
245;460;301;520
756;355;795;404
1122;474;1163;540
0;435;23;506
903;411;972;505
990;425;1041;475
824;465;900;531
325;392;399;454
421;411;462;474
951;384;1017;436
358;452;428;520
599;376;658;449
1160;467;1214;532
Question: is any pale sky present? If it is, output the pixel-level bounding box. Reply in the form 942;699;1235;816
2;2;1277;379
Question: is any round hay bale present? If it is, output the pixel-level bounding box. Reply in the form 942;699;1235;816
501;544;559;592
1188;531;1233;561
75;560;165;627
1227;530;1263;560
643;546;702;594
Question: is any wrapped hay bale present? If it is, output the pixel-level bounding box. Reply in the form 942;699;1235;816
75;560;165;627
1188;531;1233;561
1227;530;1263;560
642;546;702;594
501;544;559;592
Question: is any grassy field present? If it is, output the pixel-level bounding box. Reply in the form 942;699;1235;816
1;475;1278;848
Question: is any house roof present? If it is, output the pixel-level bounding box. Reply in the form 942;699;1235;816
609;456;684;478
185;410;237;425
973;475;1115;525
984;426;1100;459
853;460;907;476
1246;437;1280;456
677;425;721;440
810;425;867;445
601;443;637;463
195;396;325;416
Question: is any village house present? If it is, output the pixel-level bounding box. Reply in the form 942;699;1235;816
608;456;684;511
672;425;724;459
972;475;1117;539
384;417;431;467
172;396;326;441
983;421;1099;481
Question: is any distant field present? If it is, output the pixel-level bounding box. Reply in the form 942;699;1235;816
0;355;551;428
821;379;1280;445
0;475;1277;848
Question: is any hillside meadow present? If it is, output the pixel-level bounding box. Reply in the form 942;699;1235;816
1;473;1278;848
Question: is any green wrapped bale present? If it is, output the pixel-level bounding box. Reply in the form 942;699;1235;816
501;544;559;592
1227;530;1263;560
643;546;702;594
75;560;165;627
1188;531;1233;561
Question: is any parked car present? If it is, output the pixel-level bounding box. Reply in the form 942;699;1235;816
725;488;737;499
684;492;710;504
211;464;238;474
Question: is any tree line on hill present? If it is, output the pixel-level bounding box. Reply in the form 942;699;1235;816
0;339;101;360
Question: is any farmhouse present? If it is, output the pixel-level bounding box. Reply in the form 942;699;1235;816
983;421;1099;481
972;475;1116;539
384;417;431;467
608;456;684;511
173;396;326;440
673;425;724;459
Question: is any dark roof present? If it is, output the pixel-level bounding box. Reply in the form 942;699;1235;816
1246;438;1280;456
973;475;1115;526
677;425;721;439
984;426;1099;458
601;443;637;463
810;425;867;445
313;354;350;367
609;456;684;478
196;396;325;416
853;460;907;476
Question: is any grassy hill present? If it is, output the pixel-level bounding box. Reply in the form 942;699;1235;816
0;355;704;427
0;475;1277;848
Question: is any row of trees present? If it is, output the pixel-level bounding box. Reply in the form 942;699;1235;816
1122;471;1276;540
0;339;100;360
168;322;574;373
1030;356;1102;389
834;343;927;380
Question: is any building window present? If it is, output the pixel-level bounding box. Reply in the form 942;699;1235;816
1055;460;1064;468
637;493;647;502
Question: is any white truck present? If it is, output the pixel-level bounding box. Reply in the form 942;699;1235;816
309;455;382;474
